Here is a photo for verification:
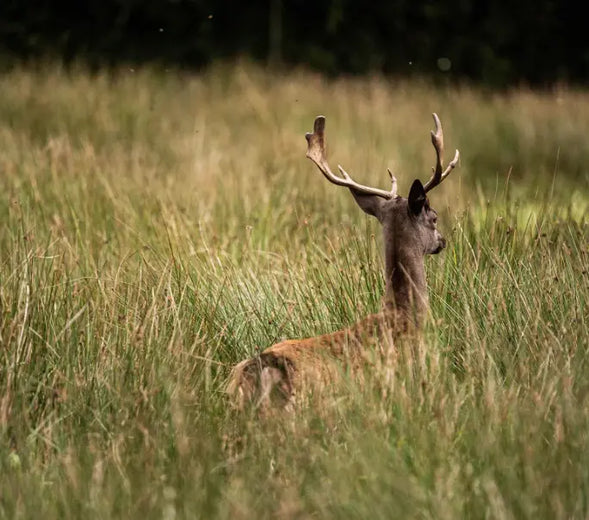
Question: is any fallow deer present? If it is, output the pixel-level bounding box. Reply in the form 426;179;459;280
227;114;459;409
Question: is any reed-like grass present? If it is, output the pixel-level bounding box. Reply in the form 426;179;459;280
1;63;588;519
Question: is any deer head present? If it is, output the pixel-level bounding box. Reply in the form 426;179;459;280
305;114;459;323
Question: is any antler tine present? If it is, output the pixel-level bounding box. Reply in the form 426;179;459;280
305;116;396;199
423;113;460;193
387;168;398;198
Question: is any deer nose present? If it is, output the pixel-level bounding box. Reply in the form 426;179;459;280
432;237;446;255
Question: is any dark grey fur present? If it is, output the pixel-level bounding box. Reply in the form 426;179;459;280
350;178;445;324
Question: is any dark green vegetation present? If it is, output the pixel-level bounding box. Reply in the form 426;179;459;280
0;2;585;86
1;65;588;518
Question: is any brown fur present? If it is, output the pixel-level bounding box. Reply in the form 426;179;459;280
227;309;415;409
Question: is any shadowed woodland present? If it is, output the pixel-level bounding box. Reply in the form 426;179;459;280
1;1;587;86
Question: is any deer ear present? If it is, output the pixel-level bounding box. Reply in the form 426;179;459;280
408;179;427;216
348;188;385;221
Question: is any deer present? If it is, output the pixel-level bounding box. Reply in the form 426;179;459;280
227;113;459;409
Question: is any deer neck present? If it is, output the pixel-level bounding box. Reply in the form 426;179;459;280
383;241;428;325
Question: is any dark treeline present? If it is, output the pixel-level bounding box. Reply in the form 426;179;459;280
0;0;586;86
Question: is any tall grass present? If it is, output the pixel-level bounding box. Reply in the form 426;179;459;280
1;63;588;518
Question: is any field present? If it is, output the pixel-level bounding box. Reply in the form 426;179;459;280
1;63;588;518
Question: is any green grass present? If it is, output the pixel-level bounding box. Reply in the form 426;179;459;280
1;62;588;518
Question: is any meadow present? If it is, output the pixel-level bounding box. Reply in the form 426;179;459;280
0;63;588;518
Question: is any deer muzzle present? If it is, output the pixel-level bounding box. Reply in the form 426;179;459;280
432;236;446;254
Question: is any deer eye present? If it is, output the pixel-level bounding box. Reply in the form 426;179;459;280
432;216;438;225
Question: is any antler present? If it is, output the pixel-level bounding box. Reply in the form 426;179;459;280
305;116;397;199
423;113;460;193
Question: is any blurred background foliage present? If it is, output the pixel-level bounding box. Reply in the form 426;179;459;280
0;0;585;87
